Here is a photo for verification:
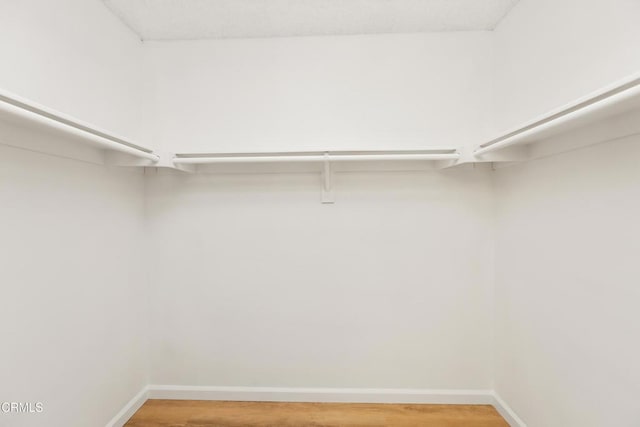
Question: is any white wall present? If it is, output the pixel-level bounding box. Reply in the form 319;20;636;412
142;30;496;394
145;32;493;153
0;145;148;427
0;0;149;143
0;2;152;425
491;2;640;425
146;167;494;389
493;0;640;131
493;135;640;426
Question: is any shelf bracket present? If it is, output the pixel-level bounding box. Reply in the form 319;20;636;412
321;152;334;204
433;158;460;170
105;151;158;168
473;145;531;163
155;151;196;172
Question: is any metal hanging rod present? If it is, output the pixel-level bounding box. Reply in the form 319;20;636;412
173;149;460;164
0;88;159;162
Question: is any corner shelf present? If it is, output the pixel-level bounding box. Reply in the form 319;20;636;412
474;72;640;162
0;88;159;164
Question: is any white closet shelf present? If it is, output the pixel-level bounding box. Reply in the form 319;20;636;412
6;69;639;170
0;88;159;163
173;149;460;165
170;149;461;204
475;72;640;159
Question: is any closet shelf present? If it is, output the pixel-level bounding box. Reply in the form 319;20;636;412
171;149;461;203
173;149;459;165
0;88;159;162
475;72;640;158
8;69;640;169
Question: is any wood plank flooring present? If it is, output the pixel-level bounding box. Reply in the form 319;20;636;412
125;400;509;427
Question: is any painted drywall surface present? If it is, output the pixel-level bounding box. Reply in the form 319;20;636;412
0;145;148;427
0;0;149;143
103;0;518;39
492;0;640;132
493;136;640;426
145;167;494;389
144;32;493;153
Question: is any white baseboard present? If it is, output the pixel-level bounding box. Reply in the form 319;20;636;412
108;385;526;427
147;385;493;405
105;386;149;427
492;392;527;427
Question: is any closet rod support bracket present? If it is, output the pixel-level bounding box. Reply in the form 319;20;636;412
321;152;334;204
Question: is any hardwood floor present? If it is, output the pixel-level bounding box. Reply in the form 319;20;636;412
125;400;509;427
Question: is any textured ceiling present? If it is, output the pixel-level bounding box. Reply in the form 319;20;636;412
102;0;520;40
